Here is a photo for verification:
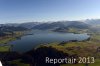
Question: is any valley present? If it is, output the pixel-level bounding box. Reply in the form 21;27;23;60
0;20;100;66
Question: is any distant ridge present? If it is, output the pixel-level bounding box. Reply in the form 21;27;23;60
1;19;100;30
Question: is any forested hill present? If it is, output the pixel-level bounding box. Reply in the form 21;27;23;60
0;25;27;37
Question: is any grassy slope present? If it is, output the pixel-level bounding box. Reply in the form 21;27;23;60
0;37;16;44
9;60;30;66
0;31;24;52
0;31;24;44
0;46;10;52
46;33;100;66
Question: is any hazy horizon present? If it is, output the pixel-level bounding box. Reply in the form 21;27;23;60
0;0;100;23
0;18;100;24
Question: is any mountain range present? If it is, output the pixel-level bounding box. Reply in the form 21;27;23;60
0;19;100;31
32;21;90;30
84;19;100;25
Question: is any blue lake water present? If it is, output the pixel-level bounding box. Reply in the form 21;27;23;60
8;30;90;53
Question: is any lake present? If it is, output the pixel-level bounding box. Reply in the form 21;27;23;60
8;30;90;53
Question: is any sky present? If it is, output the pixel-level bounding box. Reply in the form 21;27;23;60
0;0;100;23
